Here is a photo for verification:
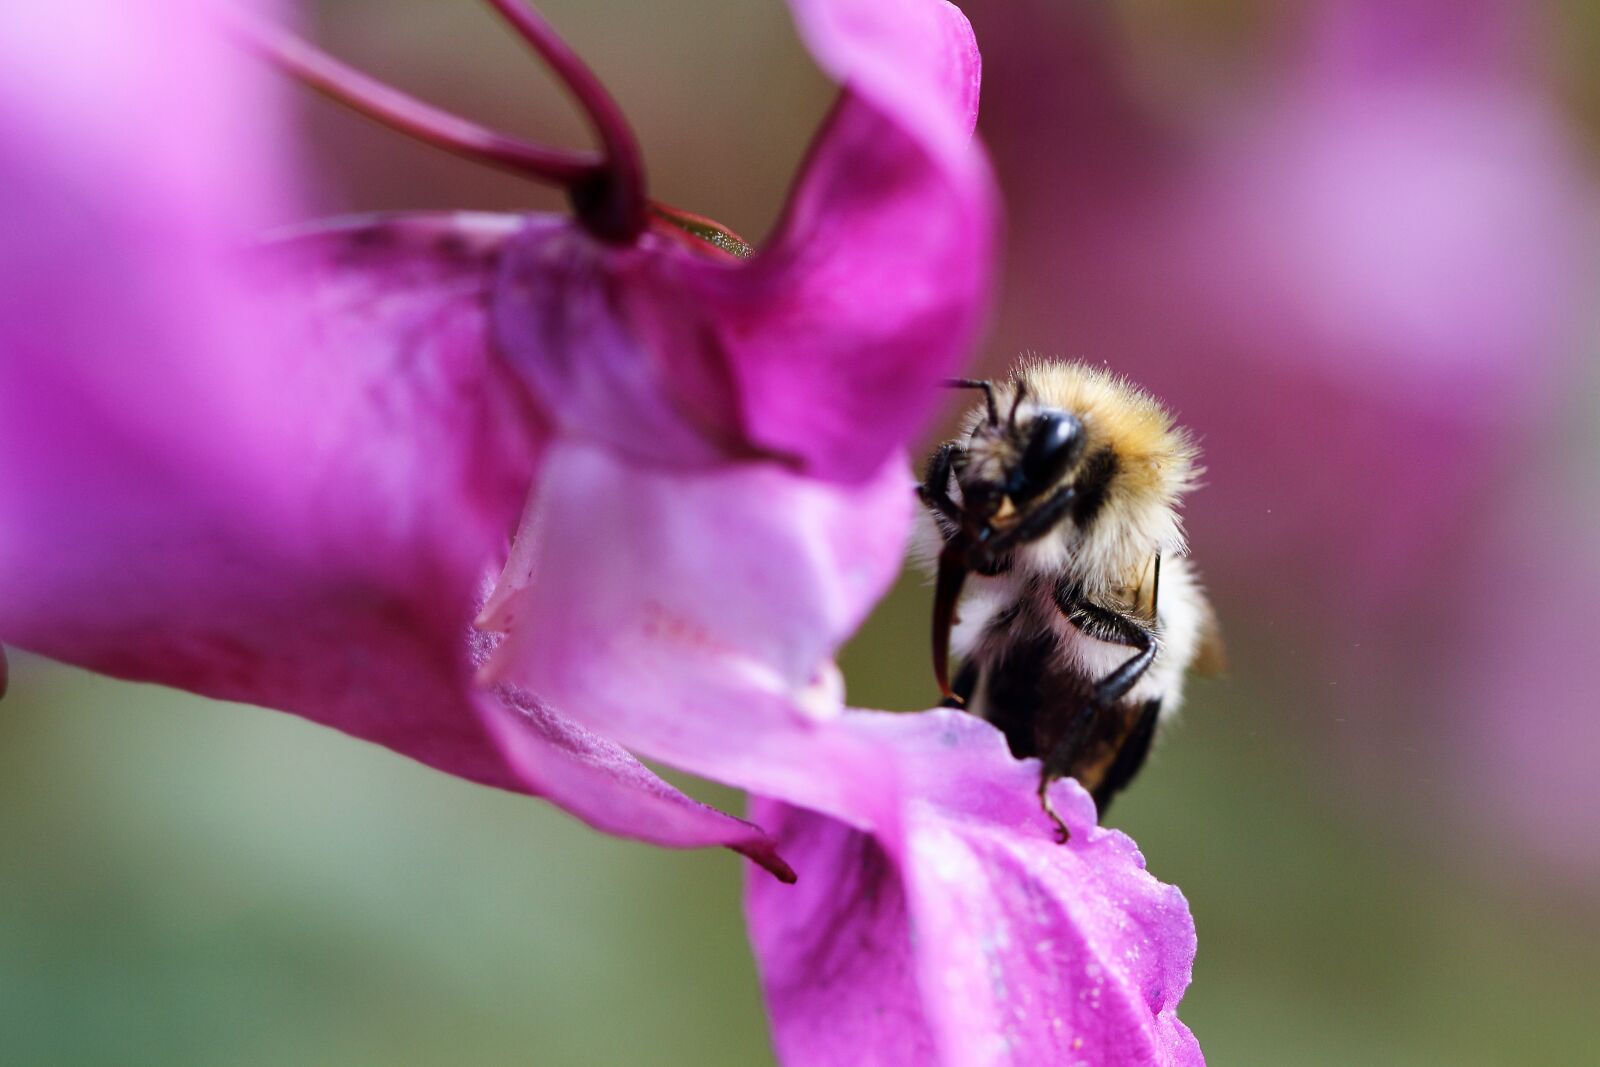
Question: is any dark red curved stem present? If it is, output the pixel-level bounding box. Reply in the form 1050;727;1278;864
237;15;604;186
483;0;647;240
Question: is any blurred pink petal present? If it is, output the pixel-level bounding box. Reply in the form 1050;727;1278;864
0;0;295;236
747;710;1202;1066
1446;480;1600;878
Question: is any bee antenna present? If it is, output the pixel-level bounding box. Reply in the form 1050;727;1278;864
943;378;1000;426
1008;379;1029;432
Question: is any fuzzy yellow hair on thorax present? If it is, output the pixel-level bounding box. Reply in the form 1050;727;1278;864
1012;358;1198;510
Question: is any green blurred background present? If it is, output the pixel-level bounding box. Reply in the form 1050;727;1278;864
5;1;1599;1063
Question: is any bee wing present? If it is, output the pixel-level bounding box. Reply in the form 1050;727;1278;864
1134;553;1160;622
1192;591;1228;678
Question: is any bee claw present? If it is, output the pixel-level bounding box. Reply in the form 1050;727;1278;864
1037;777;1072;844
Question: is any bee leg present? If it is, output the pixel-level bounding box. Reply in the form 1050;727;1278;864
1036;700;1099;843
940;660;978;710
1091;641;1158;708
971;482;1078;572
917;441;963;529
1036;588;1164;838
987;482;1077;552
1037;773;1072;844
1092;699;1162;814
944;378;1000;426
1054;584;1159;707
1038;684;1154;842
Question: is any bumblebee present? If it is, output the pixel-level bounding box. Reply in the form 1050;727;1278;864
917;359;1223;839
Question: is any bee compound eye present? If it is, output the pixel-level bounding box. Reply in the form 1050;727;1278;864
1017;411;1084;498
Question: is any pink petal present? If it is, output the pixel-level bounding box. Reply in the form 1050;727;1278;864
676;0;997;481
482;441;912;805
471;628;794;880
490;220;752;471
682;95;997;482
785;0;983;143
1;213;529;738
747;710;1203;1066
0;0;296;238
743;810;942;1065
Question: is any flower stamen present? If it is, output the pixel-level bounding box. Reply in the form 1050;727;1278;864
483;0;646;242
647;202;754;260
238;16;600;184
235;3;649;243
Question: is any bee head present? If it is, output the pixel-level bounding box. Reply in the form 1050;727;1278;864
952;381;1087;567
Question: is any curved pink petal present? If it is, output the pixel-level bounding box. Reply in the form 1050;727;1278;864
470;626;793;880
2;213;528;753
785;0;982;144
681;93;996;482
747;710;1202;1066
680;0;997;481
481;441;913;806
745;812;942;1065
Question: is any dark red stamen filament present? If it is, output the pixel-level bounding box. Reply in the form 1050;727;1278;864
483;0;646;241
235;2;648;242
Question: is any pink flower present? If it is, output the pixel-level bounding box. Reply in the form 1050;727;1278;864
0;0;1206;1059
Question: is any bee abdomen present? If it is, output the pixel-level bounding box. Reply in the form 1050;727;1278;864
969;614;1163;809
